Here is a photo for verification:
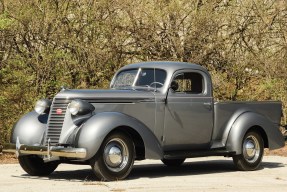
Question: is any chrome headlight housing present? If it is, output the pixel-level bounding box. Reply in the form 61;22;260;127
68;99;95;116
34;99;52;114
68;100;81;115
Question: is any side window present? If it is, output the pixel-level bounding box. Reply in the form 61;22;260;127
173;72;204;94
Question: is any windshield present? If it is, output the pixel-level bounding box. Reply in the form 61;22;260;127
111;68;167;90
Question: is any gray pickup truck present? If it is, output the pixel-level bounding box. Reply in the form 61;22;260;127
1;61;285;181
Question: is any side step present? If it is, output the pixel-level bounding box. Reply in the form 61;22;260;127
163;149;236;159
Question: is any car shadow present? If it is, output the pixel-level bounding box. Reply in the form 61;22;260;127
129;160;285;179
13;159;285;181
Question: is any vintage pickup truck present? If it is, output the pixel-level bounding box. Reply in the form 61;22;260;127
0;61;285;181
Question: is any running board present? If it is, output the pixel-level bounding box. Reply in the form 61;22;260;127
163;150;236;159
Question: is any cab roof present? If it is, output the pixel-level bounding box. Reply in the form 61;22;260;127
119;61;208;74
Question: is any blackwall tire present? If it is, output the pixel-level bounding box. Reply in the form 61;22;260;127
91;132;135;181
18;155;58;176
233;131;264;171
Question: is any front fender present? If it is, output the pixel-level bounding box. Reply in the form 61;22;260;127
11;111;47;145
226;112;285;154
76;112;163;160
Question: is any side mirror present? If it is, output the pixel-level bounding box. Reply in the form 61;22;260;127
170;81;178;92
165;81;179;104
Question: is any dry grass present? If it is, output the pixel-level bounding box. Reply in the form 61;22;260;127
264;142;287;157
0;153;18;164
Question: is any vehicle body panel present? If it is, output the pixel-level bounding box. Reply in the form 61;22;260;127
11;112;47;146
76;112;163;160
163;68;214;151
213;101;282;148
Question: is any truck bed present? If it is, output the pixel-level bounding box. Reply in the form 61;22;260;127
212;101;282;143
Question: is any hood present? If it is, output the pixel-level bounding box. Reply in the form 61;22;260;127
54;89;155;103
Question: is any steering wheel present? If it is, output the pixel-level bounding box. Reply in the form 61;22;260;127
149;82;164;88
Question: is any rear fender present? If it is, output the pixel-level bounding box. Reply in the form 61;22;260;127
76;112;163;160
226;112;285;154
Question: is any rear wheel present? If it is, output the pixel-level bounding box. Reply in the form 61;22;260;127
161;158;185;166
18;155;58;176
233;131;264;171
91;132;135;181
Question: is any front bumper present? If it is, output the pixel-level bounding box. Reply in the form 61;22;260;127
0;143;87;159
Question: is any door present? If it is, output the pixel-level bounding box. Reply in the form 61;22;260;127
163;70;214;151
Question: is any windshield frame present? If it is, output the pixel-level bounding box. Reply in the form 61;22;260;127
132;68;142;87
110;68;167;91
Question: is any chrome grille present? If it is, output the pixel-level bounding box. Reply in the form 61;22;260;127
46;98;69;146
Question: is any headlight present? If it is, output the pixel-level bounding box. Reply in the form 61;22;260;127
68;100;81;115
68;99;95;116
34;99;51;114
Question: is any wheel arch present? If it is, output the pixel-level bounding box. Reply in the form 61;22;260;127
76;112;163;161
226;112;284;154
110;126;145;160
248;126;268;148
11;111;47;145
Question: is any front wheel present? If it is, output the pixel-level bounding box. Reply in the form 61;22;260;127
233;131;264;171
18;155;58;176
91;132;135;181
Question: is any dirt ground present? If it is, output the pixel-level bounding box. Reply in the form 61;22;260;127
0;156;286;192
1;106;285;192
0;142;286;191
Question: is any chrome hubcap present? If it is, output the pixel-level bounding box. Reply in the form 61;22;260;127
105;146;122;167
103;138;129;172
245;140;256;157
243;135;260;163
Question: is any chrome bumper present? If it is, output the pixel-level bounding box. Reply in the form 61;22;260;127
0;143;87;159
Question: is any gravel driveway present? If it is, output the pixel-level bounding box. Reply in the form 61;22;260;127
0;156;286;192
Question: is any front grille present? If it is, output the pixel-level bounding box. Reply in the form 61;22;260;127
45;98;69;146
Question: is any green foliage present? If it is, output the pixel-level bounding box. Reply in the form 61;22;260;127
0;0;287;142
0;12;14;30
